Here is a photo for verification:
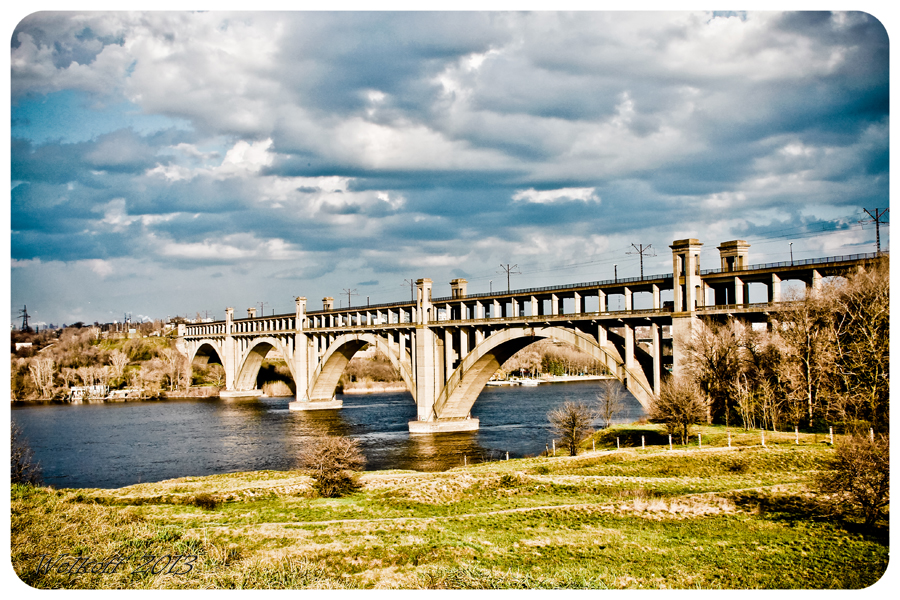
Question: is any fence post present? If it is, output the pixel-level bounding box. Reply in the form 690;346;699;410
795;425;799;445
641;435;645;449
464;455;467;466
552;440;556;455
870;428;874;442
669;434;672;451
728;431;731;448
506;451;509;461
617;437;620;450
698;433;702;449
829;427;834;445
761;430;765;447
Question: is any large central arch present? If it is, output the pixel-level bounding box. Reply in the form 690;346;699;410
433;326;654;421
308;332;415;402
234;336;295;391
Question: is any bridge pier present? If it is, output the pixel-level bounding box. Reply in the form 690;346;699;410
409;418;480;433
289;399;343;410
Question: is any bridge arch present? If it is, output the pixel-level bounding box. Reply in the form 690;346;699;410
234;336;295;392
308;333;414;402
187;340;225;367
433;326;654;421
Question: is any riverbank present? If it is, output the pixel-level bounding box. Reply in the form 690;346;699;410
11;424;888;589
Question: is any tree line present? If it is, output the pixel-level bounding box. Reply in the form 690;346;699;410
10;326;223;401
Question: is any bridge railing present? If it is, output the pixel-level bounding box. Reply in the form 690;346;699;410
430;273;674;303
700;251;884;275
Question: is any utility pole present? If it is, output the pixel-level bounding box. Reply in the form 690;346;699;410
862;208;889;255
257;301;268;316
627;243;656;280
614;265;617;283
18;305;30;330
403;279;416;301
342;288;358;308
498;264;520;293
789;242;793;265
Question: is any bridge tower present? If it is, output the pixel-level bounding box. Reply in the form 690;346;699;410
670;239;703;376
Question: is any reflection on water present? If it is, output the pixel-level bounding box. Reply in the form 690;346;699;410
12;380;645;489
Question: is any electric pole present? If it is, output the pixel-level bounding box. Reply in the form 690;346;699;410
257;301;268;317
18;305;30;330
862;208;889;255
403;279;416;301
498;264;520;293
342;288;358;308
627;243;656;280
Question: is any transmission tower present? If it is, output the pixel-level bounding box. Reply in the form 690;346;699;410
861;208;889;255
18;305;30;330
627;243;656;280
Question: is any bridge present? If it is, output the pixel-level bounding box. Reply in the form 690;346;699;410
178;238;881;432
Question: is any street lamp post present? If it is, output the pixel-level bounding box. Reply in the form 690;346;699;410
790;242;793;265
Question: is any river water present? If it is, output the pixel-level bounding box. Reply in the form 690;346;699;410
11;380;645;489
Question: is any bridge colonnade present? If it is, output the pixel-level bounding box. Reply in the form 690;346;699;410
180;238;873;432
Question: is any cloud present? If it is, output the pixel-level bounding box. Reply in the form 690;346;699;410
9;11;889;324
512;187;600;204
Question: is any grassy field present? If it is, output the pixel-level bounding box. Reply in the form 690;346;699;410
11;425;889;589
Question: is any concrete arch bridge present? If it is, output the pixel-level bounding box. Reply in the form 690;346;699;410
179;238;882;432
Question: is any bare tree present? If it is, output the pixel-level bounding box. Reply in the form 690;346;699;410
300;436;366;498
684;319;748;422
548;401;597;456
596;379;625;428
109;350;129;383
775;289;837;427
829;259;889;429
27;357;55;399
649;378;708;444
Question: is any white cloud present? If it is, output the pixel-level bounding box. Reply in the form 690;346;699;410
512;188;600;204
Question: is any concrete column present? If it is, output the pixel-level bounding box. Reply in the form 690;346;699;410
624;322;635;371
224;307;235;390
444;329;454;381
769;273;782;303
459;327;468;359
400;330;407;361
624;287;632;311
652;284;660;310
598;290;606;312
530;296;538;317
493;299;501;318
574;292;583;314
475;327;485;346
475;300;484;319
734;277;745;306
413;278;438;421
290;298;311;407
511;298;519;317
671;315;699;378
809;269;823;297
597;323;607;347
651;322;661;396
670;239;703;312
551;294;559;315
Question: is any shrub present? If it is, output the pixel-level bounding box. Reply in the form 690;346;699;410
648;378;708;444
11;422;41;485
301;436;366;498
547;401;597;456
817;434;889;527
190;493;221;510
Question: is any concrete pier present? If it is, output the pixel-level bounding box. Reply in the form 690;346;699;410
408;418;480;433
289;399;343;410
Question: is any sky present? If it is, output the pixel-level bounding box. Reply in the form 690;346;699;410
7;9;891;327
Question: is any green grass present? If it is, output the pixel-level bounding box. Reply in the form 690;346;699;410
11;424;888;589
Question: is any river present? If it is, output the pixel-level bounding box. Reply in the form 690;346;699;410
11;380;646;489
